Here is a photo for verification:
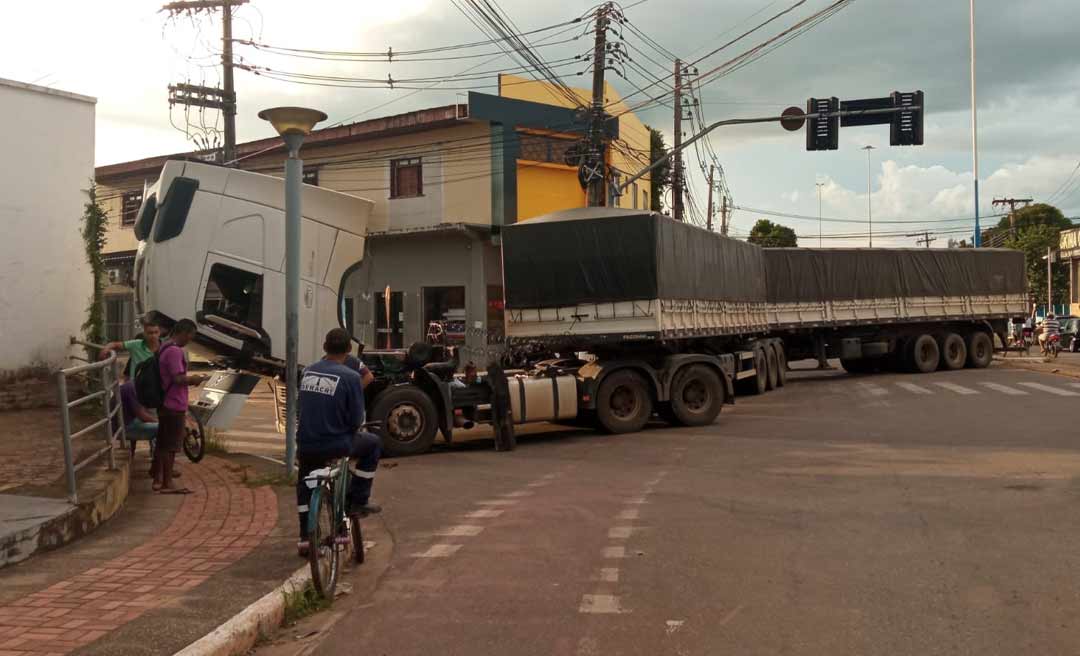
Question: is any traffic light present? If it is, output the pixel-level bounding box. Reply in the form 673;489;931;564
805;97;839;151
890;90;924;146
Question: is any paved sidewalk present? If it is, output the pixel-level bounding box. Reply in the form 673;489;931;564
996;351;1080;378
0;455;298;655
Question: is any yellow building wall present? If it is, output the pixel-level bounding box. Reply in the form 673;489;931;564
499;74;652;212
516;163;586;221
98;178;149;255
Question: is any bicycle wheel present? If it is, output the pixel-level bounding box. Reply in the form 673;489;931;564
350;515;365;564
308;484;340;599
183;411;206;463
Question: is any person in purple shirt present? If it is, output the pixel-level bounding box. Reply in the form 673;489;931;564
153;319;209;494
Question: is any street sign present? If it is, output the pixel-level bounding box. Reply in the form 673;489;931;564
780;106;805;132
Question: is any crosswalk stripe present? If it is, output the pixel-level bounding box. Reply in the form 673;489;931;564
857;382;888;396
1018;382;1080;397
895;382;932;395
933;382;979;395
979;382;1028;396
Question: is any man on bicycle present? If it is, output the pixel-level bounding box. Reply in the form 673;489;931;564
296;328;382;557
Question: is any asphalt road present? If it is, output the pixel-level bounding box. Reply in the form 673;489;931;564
255;362;1080;656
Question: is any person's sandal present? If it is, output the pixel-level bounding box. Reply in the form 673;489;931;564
297;541;310;558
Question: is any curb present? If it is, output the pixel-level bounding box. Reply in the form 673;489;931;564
173;565;311;656
997;358;1080;380
1;457;130;569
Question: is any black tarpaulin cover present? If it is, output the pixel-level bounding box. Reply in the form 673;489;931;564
502;208;767;309
763;248;1026;303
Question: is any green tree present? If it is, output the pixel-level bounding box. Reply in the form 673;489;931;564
81;183;108;358
990;203;1072;305
647;127;671;213
748;219;798;247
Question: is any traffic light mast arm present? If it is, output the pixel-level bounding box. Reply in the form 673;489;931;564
613;105;921;197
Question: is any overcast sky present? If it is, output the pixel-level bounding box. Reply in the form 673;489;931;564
6;0;1078;246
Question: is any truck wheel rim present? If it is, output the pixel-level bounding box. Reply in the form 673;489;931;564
388;404;423;442
611;386;638;419
681;380;709;412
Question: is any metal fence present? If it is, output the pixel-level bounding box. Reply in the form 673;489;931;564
58;339;126;503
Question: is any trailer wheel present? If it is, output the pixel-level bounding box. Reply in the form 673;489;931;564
738;346;768;395
936;332;967;370
667;365;724;427
372;386;438;456
764;345;779;390
771;342;787;387
965;331;993;369
596;370;653;434
905;334;940;373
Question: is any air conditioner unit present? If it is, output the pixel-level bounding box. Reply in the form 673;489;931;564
107;268;121;284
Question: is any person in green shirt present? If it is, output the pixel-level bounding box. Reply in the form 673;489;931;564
100;314;162;378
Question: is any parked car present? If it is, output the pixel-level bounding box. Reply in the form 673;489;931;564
1059;317;1080;352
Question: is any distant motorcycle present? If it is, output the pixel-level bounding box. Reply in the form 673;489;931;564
1042;334;1061;360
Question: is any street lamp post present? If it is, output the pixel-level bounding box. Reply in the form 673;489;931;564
970;0;981;247
862;145;875;248
815;181;825;248
258;106;328;476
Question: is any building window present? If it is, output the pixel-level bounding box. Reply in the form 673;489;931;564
133;193;157;241
423;286;466;346
611;174;622;207
642;189;649;211
202;263;263;330
121;190;143;228
104;296;135;342
518;133;576;165
303;168;319;187
390;157;422;198
632;183;639;209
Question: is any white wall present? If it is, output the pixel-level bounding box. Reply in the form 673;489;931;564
0;79;95;371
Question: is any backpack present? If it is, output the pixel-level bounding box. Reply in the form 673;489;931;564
134;343;178;409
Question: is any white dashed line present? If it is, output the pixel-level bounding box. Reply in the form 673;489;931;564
1019;381;1080;396
579;594;627;614
501;491;534;498
597;567;620;582
412;544;462;558
526;482;548;488
602;546;627;559
608;526;634;539
616;509;640;520
980;382;1028;395
933;381;980;395
464;509;504;519
625;496;648;505
435;525;484;537
476;499;518;506
895;382;932;395
857;382;888;396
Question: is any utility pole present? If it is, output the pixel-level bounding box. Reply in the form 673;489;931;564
672;59;684;222
720;196;729;236
815;181;825;247
969;0;981;247
162;0;247;165
992;197;1033;234
862;145;875;247
908;231;937;248
1047;246;1054;313
585;3;611;207
706;164;715;231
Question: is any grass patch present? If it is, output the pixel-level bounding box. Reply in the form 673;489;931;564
204;427;230;455
282;582;330;625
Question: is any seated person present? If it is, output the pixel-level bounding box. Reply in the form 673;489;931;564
119;379;158;456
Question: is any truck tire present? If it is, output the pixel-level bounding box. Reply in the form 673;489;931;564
596;370;653;434
764;345;779;390
371;386;439;457
906;334;940;373
965;331;993;369
936;332;967;370
737;346;768;395
771;342;787;387
667;365;724;427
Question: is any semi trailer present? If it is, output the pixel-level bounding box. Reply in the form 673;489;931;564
134;161;1027;457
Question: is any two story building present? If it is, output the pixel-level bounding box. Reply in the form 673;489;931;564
95;75;652;360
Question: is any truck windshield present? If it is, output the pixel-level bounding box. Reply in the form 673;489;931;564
133;193;157;241
202;263;263;330
153;176;199;242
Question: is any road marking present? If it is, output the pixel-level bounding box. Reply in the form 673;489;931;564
464;509;503;519
933;382;980;395
980;382;1028;396
608;526;634;539
617;509;640;520
412;544;462;558
1019;382;1080;396
625;496;648;505
602;546;626;559
665;620;685;635
526;482;548;488
895;382;932;395
501;491;534;498
857;382;888;396
542;473;559;480
579;594;627;614
476;499;518;506
435;525;484;537
598;567;619;582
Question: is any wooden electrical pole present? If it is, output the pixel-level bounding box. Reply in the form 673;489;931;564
720;195;729;236
706;164;715;231
992;197;1033;234
585;3;611;207
672;59;684;222
162;0;248;165
907;231;937;248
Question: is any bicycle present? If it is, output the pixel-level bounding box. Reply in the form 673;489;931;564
305;422;379;598
183;410;206;463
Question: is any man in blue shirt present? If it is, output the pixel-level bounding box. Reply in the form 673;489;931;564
296;328;382;556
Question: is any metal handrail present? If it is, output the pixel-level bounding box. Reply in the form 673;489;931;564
57;338;127;504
